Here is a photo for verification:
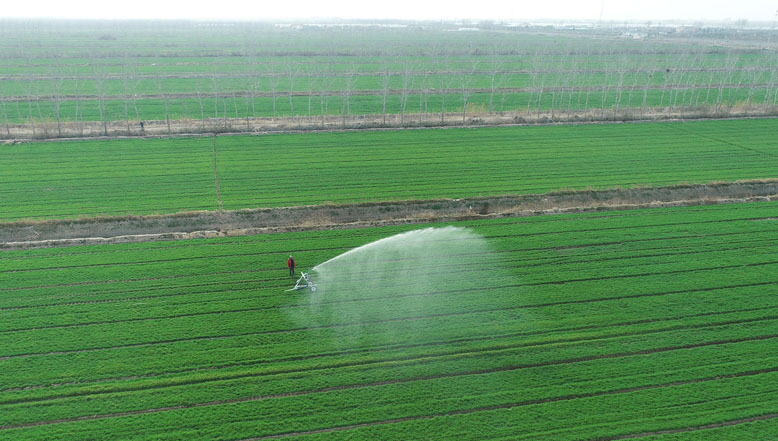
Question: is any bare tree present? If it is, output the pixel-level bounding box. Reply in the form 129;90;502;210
91;62;109;136
438;57;453;124
417;70;431;123
306;63;316;118
222;90;229;128
285;60;296;118
269;70;280;121
599;59;612;118
487;54;504;114
688;50;705;108
670;50;692;110
196;77;207;130
128;62;142;128
567;58;581;116
528;46;548;117
550;48;574;121
526;60;539;114
243;87;251;131
726;57;744;114
156;77;171;134
381;63;391;125
582;46;594;113
744;64;762;114
764;53;778;107
535;67;547;118
704;66;716;108
73;75;83;136
50;66;65;137
120;63;133;134
0;79;10;137
249;59;262;123
641;67;655;118
399;60;412;125
1;100;9;138
613;56;628;110
232;91;239;120
24;76;36;138
319;64;332;127
341;63;355;127
717;53;739;112
459;62;476;124
773;53;778;107
499;69;511;113
31;74;47;137
211;73;220;121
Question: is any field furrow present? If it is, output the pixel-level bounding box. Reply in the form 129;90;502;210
2;201;778;439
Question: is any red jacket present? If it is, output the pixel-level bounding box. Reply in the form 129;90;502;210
288;258;295;268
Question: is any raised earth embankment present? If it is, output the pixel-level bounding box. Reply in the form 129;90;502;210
3;181;777;248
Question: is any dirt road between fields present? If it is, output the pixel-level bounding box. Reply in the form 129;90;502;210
2;180;777;249
2;106;777;141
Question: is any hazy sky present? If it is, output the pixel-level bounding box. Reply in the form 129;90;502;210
3;0;775;22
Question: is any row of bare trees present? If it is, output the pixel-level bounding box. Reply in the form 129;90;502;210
2;45;778;137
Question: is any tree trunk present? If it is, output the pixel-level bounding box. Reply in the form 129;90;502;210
2;101;10;137
244;92;251;131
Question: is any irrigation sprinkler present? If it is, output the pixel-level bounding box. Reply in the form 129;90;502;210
287;271;317;292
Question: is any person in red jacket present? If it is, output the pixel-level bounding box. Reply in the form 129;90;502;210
288;255;295;277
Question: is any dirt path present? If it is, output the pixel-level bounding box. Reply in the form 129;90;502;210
2;181;777;249
2;107;777;142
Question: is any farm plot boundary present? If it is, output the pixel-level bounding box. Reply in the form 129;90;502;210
4;106;778;141
2;201;778;440
3;180;777;249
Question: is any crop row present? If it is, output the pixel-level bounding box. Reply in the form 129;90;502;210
1;48;773;71
2;118;777;221
2;23;776;128
1;201;777;438
3;68;775;98
1;307;776;429
0;22;759;62
2;337;777;436
2;85;775;127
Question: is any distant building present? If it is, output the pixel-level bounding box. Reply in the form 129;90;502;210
675;25;698;33
283;23;409;30
621;32;647;39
